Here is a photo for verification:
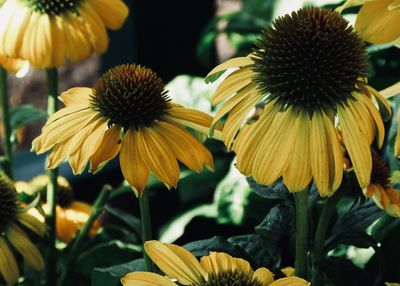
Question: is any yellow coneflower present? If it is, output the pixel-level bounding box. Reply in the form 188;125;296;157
337;0;400;45
32;64;216;197
208;7;390;197
0;173;46;286
363;150;400;217
121;240;309;286
0;0;129;68
27;174;100;243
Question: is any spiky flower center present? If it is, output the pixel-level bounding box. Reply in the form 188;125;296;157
91;64;171;130
197;270;262;286
22;0;81;15
0;174;18;234
252;7;368;114
371;149;391;188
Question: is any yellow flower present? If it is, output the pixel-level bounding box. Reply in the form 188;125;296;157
363;150;400;217
121;240;310;286
338;0;400;45
208;7;390;197
25;174;100;243
0;0;129;68
0;173;46;286
32;64;216;197
0;54;25;73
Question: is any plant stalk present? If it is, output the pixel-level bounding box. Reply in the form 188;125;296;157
0;66;13;179
294;189;309;279
58;185;112;286
45;68;59;286
139;190;153;272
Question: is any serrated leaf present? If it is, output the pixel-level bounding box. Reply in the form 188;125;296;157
92;259;144;286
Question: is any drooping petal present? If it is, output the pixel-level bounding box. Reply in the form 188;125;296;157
90;125;123;173
121;272;177;286
205;56;254;83
355;0;400;44
156;121;213;172
145;241;206;285
17;212;46;237
119;128;150;197
90;0;129;30
59;87;93;106
0;238;19;286
253;268;275;286
6;224;44;271
269;277;310;286
338;103;372;188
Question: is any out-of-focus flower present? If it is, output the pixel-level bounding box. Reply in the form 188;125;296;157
338;0;400;45
0;173;45;286
0;0;129;68
121;240;310;286
32;64;217;197
21;174;100;243
207;7;389;197
364;150;400;217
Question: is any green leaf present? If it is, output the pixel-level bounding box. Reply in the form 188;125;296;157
104;206;141;237
228;234;281;269
92;259;144;286
76;240;142;279
204;71;226;84
247;177;291;200
159;204;217;243
10;104;46;130
255;203;293;236
320;257;372;285
183;236;250;260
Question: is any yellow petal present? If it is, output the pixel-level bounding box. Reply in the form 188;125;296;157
90;125;122;173
253;268;275;285
396;111;400;158
358;94;385;148
269;277;310;286
211;66;254;105
252;109;299;186
336;0;370;13
200;252;251;275
145;241;206;285
49;15;66;67
234;103;278;176
283;112;312;192
17;212;46;237
221;84;263;149
121;272;177;286
69;119;108;174
59;87;93;106
366;85;392;121
0;238;19;286
355;0;400;44
6;224;44;271
119;128;150;197
206;56;253;80
156;121;213;172
338;104;372;188
91;0;129;30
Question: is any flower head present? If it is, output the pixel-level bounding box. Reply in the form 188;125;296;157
0;0;129;68
0;173;46;286
32;64;215;197
363;150;400;217
208;7;390;196
338;0;400;44
121;240;309;286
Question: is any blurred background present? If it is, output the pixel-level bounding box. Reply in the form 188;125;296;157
5;1;400;284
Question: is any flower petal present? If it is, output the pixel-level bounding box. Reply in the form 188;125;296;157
269;277;310;286
121;272;177;286
119;128;150;197
206;56;253;82
145;241;206;285
59;87;93;106
17;212;46;237
253;268;275;285
0;238;19;286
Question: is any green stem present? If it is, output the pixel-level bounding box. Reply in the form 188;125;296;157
312;190;343;285
294;189;309;279
0;66;13;179
45;68;59;286
58;185;112;286
139;190;153;272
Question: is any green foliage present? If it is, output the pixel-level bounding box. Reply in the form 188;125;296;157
92;259;144;286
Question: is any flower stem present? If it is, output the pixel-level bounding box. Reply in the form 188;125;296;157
45;68;59;286
139;190;153;272
0;66;13;179
58;185;112;286
294;189;309;279
312;190;342;285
